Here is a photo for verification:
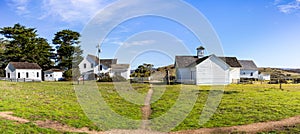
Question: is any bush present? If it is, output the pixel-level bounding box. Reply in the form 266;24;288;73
97;73;112;82
112;75;127;82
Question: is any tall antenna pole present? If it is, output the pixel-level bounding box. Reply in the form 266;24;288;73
97;43;101;72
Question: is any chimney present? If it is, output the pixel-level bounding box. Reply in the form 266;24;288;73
197;46;205;58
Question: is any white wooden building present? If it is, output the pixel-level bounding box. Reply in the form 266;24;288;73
79;54;130;80
239;60;259;79
175;46;242;85
5;62;42;81
44;69;64;81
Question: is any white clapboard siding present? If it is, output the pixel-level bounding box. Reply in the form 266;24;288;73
195;56;230;85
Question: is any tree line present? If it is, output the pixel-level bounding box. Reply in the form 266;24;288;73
0;23;83;80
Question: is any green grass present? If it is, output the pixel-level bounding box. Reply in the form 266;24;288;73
0;81;149;132
0;118;61;134
0;81;300;133
150;84;300;131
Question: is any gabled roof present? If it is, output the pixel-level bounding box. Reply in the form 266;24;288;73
9;62;42;69
238;60;258;70
111;64;130;70
175;56;199;68
87;54;117;68
218;57;242;68
175;55;241;68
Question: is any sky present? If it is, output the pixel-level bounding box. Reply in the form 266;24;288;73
1;0;300;69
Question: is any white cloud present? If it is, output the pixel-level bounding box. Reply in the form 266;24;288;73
39;0;111;24
7;0;112;24
275;0;300;14
124;40;156;47
8;0;31;15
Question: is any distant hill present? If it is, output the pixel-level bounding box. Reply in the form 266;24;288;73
259;67;300;80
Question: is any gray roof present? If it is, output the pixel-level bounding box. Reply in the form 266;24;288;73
238;60;258;70
87;54;117;68
175;55;241;68
218;57;242;67
111;64;130;70
9;62;42;69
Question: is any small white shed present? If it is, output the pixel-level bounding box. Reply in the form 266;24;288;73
44;69;64;81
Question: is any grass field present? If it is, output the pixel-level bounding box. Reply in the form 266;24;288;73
0;81;300;133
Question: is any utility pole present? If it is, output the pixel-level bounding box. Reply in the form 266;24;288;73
96;43;101;73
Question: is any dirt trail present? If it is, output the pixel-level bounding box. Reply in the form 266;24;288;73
0;112;103;134
171;115;300;134
140;84;154;130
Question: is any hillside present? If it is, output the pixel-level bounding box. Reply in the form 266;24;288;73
259;67;300;80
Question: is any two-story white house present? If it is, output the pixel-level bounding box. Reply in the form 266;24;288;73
5;62;42;81
79;54;130;80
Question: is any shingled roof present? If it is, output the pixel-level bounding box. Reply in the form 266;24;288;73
218;57;242;67
175;55;241;68
9;62;42;69
87;54;117;68
238;60;258;70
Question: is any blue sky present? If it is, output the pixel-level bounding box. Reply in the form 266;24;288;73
1;0;300;69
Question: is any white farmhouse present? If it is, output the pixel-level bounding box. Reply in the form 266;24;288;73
175;46;242;85
79;54;130;80
239;60;259;80
44;69;64;81
5;62;42;81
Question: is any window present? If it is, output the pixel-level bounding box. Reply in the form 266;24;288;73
46;74;48;77
99;65;103;71
37;72;39;78
7;73;10;78
84;63;87;69
50;74;53;77
250;72;253;76
91;63;94;68
18;72;20;78
26;72;29;78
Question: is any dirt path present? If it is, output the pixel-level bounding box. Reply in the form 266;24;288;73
0;112;103;134
171;115;300;134
140;84;154;130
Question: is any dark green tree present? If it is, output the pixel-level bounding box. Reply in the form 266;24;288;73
0;24;52;75
130;63;154;77
52;29;83;80
52;29;82;70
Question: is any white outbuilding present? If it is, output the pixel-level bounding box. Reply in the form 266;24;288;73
44;69;64;81
5;62;42;81
175;46;242;85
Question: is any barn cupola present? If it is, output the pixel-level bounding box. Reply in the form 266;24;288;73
197;46;205;58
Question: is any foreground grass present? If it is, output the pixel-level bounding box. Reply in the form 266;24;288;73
0;81;300;133
0;81;149;132
150;84;300;131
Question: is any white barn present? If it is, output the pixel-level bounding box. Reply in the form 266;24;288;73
5;62;42;81
175;46;242;85
239;60;259;79
44;69;64;81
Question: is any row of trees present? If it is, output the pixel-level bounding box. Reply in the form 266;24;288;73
0;23;83;79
